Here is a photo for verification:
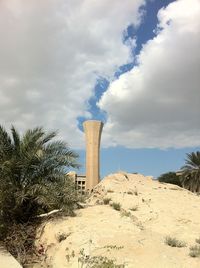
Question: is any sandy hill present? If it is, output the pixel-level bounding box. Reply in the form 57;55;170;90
34;173;200;268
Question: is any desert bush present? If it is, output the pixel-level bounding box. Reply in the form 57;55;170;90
111;202;121;211
103;197;112;205
78;248;125;267
56;233;68;243
2;220;42;266
104;245;124;250
65;249;75;262
120;210;131;217
158;172;182;187
164;236;186;247
107;189;114;193
195;237;200;244
189;245;200;257
133;188;138;196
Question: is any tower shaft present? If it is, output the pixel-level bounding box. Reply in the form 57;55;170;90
83;120;103;191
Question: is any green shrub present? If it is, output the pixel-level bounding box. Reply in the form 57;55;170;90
111;202;121;211
158;172;182;187
164;236;186;247
189;245;200;257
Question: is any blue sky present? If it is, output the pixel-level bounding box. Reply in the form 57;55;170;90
78;0;177;128
0;0;199;179
76;0;199;178
77;147;200;179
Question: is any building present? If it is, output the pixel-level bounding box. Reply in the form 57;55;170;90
67;171;86;193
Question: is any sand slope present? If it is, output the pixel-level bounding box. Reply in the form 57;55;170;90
34;173;200;268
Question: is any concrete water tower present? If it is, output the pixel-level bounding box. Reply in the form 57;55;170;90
83;120;103;191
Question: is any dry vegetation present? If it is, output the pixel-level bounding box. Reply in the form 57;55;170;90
164;236;187;248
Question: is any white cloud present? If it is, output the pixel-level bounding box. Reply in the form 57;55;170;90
0;0;145;148
99;0;200;149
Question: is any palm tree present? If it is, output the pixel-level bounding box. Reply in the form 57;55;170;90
0;125;80;224
181;151;200;193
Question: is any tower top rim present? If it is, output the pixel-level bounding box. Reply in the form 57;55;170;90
83;120;103;124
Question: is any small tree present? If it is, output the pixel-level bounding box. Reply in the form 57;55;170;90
158;172;182;187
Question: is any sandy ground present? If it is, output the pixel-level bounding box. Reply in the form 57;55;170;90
34;173;200;268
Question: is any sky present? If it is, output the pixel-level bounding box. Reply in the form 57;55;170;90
0;0;200;178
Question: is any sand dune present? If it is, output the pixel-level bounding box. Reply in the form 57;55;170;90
34;173;200;267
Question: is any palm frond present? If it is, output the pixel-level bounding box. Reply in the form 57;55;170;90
21;127;44;153
180;151;200;193
11;126;21;151
38;130;57;145
0;125;13;160
0;124;80;223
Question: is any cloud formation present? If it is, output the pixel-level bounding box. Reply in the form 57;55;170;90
99;0;200;149
0;0;144;147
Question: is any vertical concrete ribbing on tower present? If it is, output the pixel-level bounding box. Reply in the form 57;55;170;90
83;120;103;191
